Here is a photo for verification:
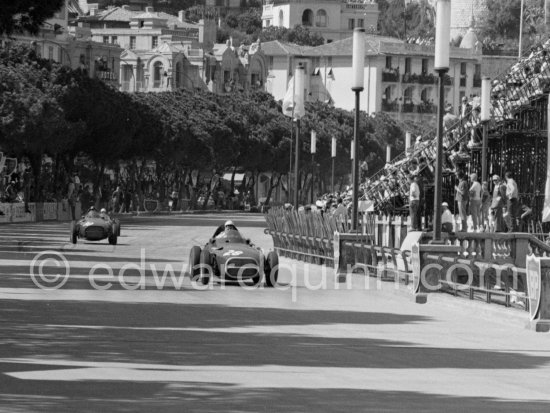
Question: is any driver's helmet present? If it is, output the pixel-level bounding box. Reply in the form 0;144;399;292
100;208;107;214
88;206;96;211
224;220;237;231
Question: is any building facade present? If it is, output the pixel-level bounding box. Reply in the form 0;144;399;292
262;33;513;126
261;0;379;43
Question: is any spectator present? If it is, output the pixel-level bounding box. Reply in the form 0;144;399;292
123;188;132;213
5;180;17;203
408;174;421;231
505;172;519;232
490;175;507;232
519;201;533;232
460;96;472;124
67;177;77;220
455;171;469;231
441;202;454;233
111;186;123;214
469;173;482;232
332;197;347;219
481;181;491;231
443;104;459;131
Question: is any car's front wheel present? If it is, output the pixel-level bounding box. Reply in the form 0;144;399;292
196;249;212;285
265;251;279;287
189;246;202;280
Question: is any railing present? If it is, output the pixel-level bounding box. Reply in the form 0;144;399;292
381;100;399;112
401;103;415;113
418;74;437;85
382;71;400;82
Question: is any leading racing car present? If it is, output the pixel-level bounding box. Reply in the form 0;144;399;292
188;220;279;286
70;207;121;245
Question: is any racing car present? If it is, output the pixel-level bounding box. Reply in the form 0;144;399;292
188;220;279;286
70;207;121;245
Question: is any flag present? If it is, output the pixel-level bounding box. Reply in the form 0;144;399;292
543;96;550;221
282;75;305;119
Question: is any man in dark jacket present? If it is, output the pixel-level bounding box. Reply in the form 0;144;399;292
455;171;469;231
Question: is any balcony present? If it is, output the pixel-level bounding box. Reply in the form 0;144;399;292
382;100;399;112
418;73;436;85
444;75;454;86
382;69;400;82
417;102;437;114
402;102;415;113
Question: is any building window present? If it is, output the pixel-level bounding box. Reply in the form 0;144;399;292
111;36;117;45
316;9;327;27
302;9;313;26
152;36;158;48
268;56;274;71
385;56;392;69
130;36;136;49
460;62;467;75
48;46;54;60
474;64;481;77
348;19;355;30
153;61;163;88
357;19;364;28
224;70;230;84
279;10;284;27
327;56;332;67
265;19;271;27
139;20;144;28
103;36;109;44
421;58;428;74
405;57;411;74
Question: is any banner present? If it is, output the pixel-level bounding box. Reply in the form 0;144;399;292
543;95;550;222
282;75;305;119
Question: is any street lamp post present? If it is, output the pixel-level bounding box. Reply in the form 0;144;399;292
293;64;306;208
481;77;492;183
432;0;451;242
331;136;336;194
351;27;365;231
310;130;316;204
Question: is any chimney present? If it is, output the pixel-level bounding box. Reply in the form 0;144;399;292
145;6;154;13
178;10;185;23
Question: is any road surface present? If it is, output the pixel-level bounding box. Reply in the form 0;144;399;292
0;214;549;412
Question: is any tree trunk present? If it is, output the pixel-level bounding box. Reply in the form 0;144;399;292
264;173;281;206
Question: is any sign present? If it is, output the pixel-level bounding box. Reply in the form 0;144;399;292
43;203;58;220
526;255;542;321
144;199;159;212
411;242;421;293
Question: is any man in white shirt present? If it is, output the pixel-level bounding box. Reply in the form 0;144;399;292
469;173;482;232
408;174;421;231
441;202;454;233
505;171;519;232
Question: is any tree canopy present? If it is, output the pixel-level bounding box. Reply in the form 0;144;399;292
0;0;64;36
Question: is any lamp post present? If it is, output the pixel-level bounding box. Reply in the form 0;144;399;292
519;0;525;61
351;27;365;231
331;136;336;193
293;63;306;208
432;0;451;242
481;76;492;184
310;130;316;204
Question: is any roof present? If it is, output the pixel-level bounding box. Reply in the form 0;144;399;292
86;7;198;29
260;40;316;57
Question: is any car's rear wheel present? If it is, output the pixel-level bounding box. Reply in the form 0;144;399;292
265;251;279;287
189;246;201;279
108;232;117;245
197;249;211;285
70;221;77;244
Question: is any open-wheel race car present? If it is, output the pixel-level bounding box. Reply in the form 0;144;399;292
188;220;279;286
70;207;121;245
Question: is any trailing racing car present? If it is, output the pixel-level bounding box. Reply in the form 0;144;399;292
188;220;279;286
70;207;121;245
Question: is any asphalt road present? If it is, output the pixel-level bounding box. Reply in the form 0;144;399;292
1;214;550;412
